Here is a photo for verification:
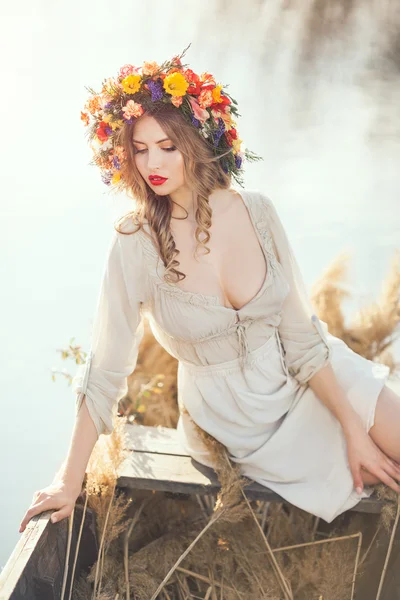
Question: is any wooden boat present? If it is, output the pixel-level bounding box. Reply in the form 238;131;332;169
1;424;399;600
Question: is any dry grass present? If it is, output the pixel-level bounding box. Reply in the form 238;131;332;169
65;251;400;599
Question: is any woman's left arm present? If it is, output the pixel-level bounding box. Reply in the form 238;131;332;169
308;364;400;495
260;192;400;495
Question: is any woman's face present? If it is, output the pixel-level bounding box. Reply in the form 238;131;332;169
132;115;187;196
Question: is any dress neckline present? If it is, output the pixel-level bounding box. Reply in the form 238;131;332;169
138;189;274;313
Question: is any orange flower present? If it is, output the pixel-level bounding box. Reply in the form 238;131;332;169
198;90;213;108
119;64;139;78
86;96;102;115
200;72;216;86
80;111;90;126
122;100;144;119
171;95;183;107
142;61;160;76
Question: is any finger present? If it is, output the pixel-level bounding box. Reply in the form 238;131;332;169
378;470;400;495
387;458;400;478
383;461;400;483
51;506;73;524
350;465;364;495
19;499;51;532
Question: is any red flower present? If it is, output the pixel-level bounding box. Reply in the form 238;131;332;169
201;83;215;92
96;122;109;143
225;128;238;146
184;69;201;95
184;69;200;83
187;81;202;95
219;94;231;107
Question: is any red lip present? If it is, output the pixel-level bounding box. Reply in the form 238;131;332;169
149;175;168;186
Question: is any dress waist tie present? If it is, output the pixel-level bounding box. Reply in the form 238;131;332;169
235;316;289;378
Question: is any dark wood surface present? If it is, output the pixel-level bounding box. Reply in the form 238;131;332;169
117;423;386;513
118;423;400;599
2;423;398;599
0;499;97;600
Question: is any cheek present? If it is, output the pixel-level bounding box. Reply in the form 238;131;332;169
170;152;185;180
134;155;146;176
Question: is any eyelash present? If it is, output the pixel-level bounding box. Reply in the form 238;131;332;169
135;146;176;154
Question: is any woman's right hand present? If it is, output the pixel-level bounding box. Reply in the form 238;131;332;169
19;481;82;533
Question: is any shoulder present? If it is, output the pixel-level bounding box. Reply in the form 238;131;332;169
105;215;145;268
210;187;271;215
227;188;276;220
114;212;142;235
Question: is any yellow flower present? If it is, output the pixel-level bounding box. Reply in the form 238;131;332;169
163;72;189;97
142;61;160;76
212;85;223;103
109;120;123;131
121;74;142;95
111;171;122;184
232;138;242;153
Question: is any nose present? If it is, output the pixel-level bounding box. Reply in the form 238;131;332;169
146;148;163;171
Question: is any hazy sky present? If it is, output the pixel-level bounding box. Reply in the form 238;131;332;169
1;0;399;567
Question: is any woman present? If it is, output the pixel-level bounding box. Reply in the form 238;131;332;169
19;47;400;532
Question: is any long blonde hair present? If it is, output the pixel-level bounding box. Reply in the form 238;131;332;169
114;103;232;284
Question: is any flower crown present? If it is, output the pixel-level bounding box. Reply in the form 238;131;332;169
80;43;262;190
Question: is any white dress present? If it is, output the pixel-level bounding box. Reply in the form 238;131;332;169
72;189;390;523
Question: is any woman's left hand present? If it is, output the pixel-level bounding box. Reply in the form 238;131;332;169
345;422;400;495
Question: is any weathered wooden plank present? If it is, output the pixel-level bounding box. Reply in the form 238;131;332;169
119;423;386;513
117;450;284;501
0;500;98;600
123;422;188;456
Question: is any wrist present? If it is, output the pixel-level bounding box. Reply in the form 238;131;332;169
340;411;365;438
54;469;84;496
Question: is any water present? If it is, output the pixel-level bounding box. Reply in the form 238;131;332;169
1;0;399;569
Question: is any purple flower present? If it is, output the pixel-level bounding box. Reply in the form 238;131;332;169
101;171;113;185
191;115;200;128
105;124;113;136
113;156;121;169
212;118;225;147
147;80;164;102
235;154;243;169
221;162;229;174
104;101;113;109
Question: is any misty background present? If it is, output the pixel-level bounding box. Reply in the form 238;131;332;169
1;0;399;567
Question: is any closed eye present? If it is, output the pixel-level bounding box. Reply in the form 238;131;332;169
134;146;177;154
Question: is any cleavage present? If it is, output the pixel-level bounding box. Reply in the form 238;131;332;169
169;219;268;311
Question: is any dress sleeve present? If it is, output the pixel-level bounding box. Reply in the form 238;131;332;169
260;193;332;385
71;227;146;437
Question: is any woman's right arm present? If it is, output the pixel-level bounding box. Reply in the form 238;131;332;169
19;225;146;532
19;398;98;532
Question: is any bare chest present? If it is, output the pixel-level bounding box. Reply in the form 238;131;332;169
168;203;268;311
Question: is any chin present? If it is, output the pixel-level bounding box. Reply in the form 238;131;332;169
149;182;182;196
151;187;171;196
